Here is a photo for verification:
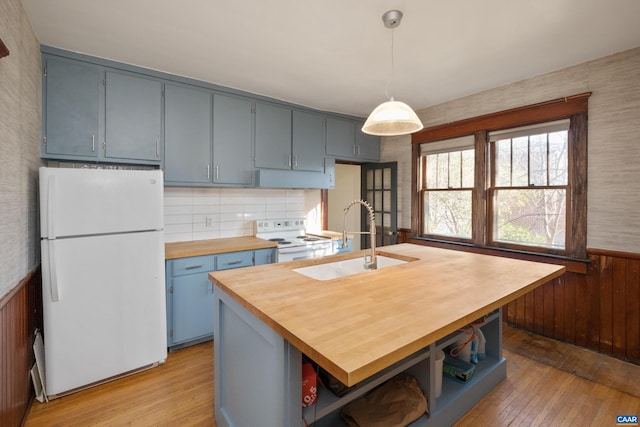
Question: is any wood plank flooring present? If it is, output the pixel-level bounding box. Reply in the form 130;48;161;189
24;325;640;426
24;343;214;426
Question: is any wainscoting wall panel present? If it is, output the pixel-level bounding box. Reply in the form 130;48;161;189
506;250;640;365
0;266;42;427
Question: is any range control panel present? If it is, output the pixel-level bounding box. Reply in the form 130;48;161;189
255;218;306;234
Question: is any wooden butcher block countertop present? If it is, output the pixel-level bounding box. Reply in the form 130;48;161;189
208;243;565;386
165;237;276;260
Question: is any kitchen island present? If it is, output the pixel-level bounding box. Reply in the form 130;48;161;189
208;243;565;426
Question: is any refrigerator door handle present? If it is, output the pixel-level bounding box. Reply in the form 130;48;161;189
47;176;56;238
44;240;61;302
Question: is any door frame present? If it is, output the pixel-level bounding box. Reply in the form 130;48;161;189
321;161;398;248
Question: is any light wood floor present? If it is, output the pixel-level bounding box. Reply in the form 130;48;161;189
25;325;640;426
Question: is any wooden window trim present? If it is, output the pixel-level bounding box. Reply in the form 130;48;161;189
411;93;590;144
0;38;9;59
411;92;590;261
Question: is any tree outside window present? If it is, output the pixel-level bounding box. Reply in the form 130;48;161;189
490;125;569;250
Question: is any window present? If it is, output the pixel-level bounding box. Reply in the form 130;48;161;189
412;93;589;260
420;136;475;240
489;121;569;251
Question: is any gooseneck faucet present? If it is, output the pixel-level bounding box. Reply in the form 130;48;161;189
342;199;377;270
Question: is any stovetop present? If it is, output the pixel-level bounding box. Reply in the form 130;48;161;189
266;235;328;246
255;219;331;249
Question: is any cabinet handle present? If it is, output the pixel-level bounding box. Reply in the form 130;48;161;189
185;265;203;270
215;165;219;180
293;156;298;167
225;260;242;266
356;145;360;155
352;145;356;155
156;140;160;157
92;135;95;152
287;155;292;167
207;165;210;180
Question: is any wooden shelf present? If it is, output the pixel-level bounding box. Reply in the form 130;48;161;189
303;348;430;422
304;309;505;426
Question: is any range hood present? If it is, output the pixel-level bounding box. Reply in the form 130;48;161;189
254;169;334;189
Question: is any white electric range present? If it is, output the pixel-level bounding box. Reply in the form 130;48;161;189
255;218;333;262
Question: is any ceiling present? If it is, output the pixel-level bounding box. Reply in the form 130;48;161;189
21;0;640;118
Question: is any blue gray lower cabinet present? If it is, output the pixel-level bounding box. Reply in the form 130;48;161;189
165;248;275;350
213;285;506;427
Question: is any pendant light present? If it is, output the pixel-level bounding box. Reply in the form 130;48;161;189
362;10;423;136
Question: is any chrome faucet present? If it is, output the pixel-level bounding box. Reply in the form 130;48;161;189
342;199;377;270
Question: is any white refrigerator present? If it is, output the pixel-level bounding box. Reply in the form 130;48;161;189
39;167;167;398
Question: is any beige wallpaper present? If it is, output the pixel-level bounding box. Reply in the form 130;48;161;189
0;0;42;298
382;47;640;254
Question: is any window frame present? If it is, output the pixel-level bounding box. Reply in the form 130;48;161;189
411;93;589;262
488;122;570;254
420;140;476;242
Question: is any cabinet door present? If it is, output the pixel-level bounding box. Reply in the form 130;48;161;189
44;57;100;158
164;84;212;183
254;248;276;265
292;110;325;172
171;272;215;344
213;94;254;185
355;127;381;161
326;117;356;159
105;71;162;162
254;102;292;170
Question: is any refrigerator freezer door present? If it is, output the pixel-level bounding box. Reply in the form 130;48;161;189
39;167;164;239
41;231;167;397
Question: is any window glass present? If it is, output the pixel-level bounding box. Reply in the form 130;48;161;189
491;128;569;250
494;188;566;249
423;190;473;238
420;146;474;239
549;131;568;185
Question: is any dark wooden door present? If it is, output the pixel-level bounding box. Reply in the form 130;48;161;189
361;162;398;248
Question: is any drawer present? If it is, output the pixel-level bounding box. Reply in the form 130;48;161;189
217;251;253;270
170;254;216;276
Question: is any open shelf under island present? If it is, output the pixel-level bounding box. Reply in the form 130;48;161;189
208;243;565;427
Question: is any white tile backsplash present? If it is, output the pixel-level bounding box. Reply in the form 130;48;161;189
163;187;315;242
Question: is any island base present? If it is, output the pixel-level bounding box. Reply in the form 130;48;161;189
213;285;506;427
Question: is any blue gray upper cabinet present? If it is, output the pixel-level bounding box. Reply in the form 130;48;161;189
326;117;380;161
326;117;355;159
254;102;293;170
164;83;212;184
355;122;381;161
105;71;162;162
255;103;326;172
42;56;101;158
40;47;377;178
292;110;326;172
164;88;253;186
212;93;254;185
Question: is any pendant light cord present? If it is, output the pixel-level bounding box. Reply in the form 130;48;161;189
384;28;395;101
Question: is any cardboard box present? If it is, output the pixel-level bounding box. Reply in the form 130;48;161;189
302;362;317;407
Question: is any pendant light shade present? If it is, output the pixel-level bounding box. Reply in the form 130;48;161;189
363;10;423;137
362;97;423;136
